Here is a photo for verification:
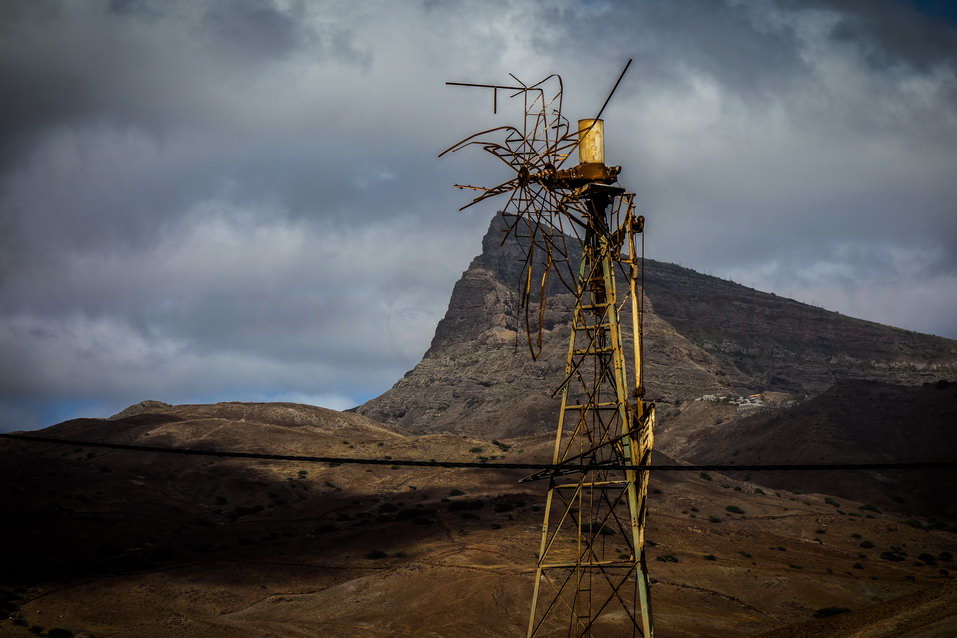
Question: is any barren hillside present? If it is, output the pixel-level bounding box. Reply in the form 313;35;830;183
2;401;955;637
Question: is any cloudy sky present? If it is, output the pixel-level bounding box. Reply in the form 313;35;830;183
2;0;956;430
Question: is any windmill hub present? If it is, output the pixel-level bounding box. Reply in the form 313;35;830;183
535;161;621;190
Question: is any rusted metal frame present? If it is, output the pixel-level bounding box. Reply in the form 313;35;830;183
576;564;641;637
549;255;612;399
581;483;631;560
594;482;636;552
527;424;640;483
598;208;652;637
634;409;655;637
615;193;654;637
523;78;563;157
485;143;536;173
531;240;607;636
521;187;577;294
625;201;643;398
438;124;524;157
527;241;589;638
541;481;585;567
530;568;579;638
448;67;648;637
583;564;641;632
519;87;548;166
455;179;521;211
575;465;592;633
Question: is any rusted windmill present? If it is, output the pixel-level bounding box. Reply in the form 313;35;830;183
441;60;655;637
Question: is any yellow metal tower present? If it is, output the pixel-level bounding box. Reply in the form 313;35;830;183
523;122;654;638
442;62;655;636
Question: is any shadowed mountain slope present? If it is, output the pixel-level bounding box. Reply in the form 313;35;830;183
678;379;957;519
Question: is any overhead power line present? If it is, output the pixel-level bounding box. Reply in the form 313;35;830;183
1;432;954;477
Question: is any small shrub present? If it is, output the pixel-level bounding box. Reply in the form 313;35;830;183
788;563;802;569
853;562;864;569
851;533;862;539
469;447;483;454
581;522;614;536
859;503;881;513
448;489;465;497
656;554;679;563
859;540;875;549
366;550;388;560
699;472;712;481
815;529;827;534
824;497;840;507
812;607;849;619
708;515;722;523
754;488;765;495
725;505;744;515
903;519;924;529
448;499;484;512
917;553;937;565
736;551;752;558
703;554;717;561
880;551;905;562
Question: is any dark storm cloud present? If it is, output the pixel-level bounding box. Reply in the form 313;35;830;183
1;0;955;430
790;0;957;71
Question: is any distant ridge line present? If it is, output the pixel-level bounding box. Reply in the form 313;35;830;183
2;433;955;475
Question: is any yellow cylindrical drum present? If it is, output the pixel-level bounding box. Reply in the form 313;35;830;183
578;119;604;164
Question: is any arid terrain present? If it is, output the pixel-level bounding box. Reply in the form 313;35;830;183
1;400;955;637
2;215;956;637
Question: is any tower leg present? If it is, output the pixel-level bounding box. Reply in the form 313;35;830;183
527;214;654;637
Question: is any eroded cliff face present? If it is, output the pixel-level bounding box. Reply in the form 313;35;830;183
357;214;957;438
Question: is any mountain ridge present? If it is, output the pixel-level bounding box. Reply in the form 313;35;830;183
357;213;957;437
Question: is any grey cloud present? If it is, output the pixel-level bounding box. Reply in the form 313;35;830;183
789;0;957;71
199;0;307;61
1;0;955;430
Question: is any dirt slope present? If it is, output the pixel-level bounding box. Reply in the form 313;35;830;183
2;401;956;637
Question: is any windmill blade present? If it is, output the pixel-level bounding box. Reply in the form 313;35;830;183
441;68;629;357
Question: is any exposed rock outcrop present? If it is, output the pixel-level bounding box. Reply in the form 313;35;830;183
358;213;957;438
